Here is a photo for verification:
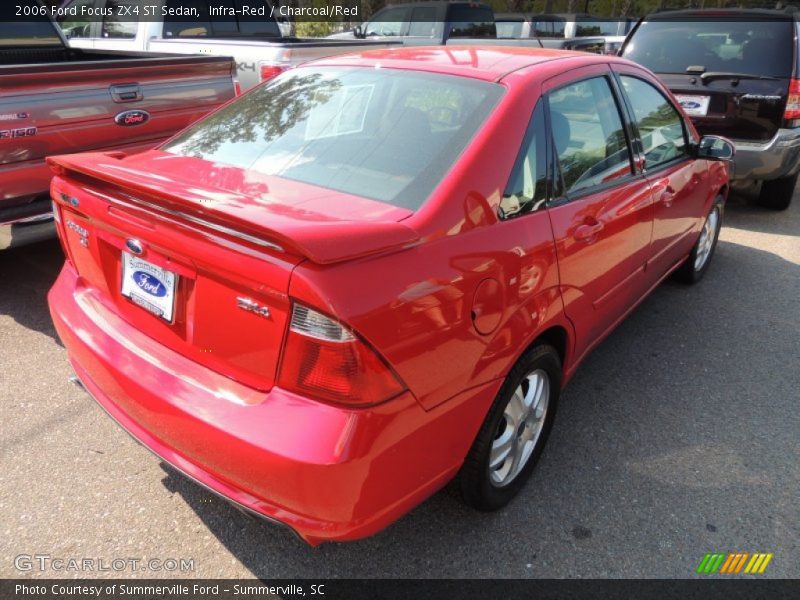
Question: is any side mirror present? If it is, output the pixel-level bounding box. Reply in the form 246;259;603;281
696;135;735;161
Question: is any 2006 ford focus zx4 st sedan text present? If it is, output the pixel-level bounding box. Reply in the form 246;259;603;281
47;47;733;545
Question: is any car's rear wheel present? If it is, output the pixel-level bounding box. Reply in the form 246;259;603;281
675;198;723;284
459;344;561;511
757;174;797;211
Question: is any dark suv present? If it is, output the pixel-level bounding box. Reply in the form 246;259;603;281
622;10;800;209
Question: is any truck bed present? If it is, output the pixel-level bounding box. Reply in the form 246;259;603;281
0;44;236;249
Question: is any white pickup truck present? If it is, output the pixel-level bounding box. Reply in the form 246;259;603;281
58;0;400;90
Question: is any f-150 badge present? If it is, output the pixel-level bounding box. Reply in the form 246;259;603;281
0;127;36;140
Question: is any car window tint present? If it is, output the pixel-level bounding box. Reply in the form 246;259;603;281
408;7;438;37
58;0;96;39
621;76;689;170
623;19;793;78
102;0;138;39
500;102;547;219
163;0;211;37
236;1;281;37
548;77;632;195
496;20;523;39
163;67;503;211
365;7;409;37
448;6;496;38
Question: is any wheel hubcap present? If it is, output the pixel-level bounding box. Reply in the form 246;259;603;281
694;208;719;271
489;369;550;487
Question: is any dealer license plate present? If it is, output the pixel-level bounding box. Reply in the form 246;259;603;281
121;252;177;322
675;94;711;117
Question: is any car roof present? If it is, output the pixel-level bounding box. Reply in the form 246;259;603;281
308;46;606;82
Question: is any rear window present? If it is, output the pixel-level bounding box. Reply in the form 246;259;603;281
624;19;794;78
533;18;565;39
496;20;524;39
163;67;503;210
447;6;496;38
575;19;621;36
163;0;281;38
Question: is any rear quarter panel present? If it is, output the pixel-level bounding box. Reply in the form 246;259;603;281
288;66;571;412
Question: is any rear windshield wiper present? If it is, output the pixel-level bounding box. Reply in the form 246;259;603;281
699;71;780;83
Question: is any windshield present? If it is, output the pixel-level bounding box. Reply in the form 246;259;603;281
623;19;794;77
163;67;503;210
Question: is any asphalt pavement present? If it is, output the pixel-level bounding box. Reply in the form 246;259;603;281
1;189;798;579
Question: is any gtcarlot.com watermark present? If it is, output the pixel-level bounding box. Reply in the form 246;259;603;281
14;554;195;573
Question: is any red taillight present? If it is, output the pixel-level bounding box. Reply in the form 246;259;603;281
784;79;800;121
278;304;406;407
233;78;242;96
260;63;287;82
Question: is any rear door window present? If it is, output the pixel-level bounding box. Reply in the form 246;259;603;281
620;76;690;170
623;19;794;78
548;76;633;195
500;102;547;219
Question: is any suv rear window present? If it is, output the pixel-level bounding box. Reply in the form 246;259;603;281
624;19;794;78
163;67;503;210
448;6;496;38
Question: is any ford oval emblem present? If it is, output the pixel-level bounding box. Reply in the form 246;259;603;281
125;239;144;255
682;101;701;109
115;110;150;127
133;271;167;297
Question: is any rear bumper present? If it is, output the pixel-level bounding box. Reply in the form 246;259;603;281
732;128;800;181
49;263;496;544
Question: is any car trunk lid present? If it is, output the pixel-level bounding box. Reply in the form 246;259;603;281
49;151;417;392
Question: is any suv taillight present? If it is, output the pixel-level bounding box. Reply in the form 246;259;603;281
784;79;800;123
260;63;287;82
278;304;406;407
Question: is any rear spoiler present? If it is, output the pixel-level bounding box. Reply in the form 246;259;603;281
48;153;421;265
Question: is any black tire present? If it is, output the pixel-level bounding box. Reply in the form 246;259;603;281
674;198;723;285
757;174;797;211
459;344;561;511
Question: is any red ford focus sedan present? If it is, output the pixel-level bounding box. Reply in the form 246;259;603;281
47;47;732;545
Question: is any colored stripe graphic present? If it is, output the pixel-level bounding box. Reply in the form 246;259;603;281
699;552;773;574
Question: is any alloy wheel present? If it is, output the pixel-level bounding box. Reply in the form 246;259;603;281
489;369;550;487
694;207;719;271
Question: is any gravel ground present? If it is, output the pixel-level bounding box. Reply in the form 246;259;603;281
1;189;797;579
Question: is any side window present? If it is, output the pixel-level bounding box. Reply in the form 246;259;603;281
164;0;211;37
102;0;139;39
58;0;95;39
499;102;547;220
620;76;690;170
58;0;96;39
548;76;632;196
364;7;410;37
408;7;437;38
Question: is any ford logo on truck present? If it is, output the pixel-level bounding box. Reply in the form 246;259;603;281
115;110;150;127
134;272;167;297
